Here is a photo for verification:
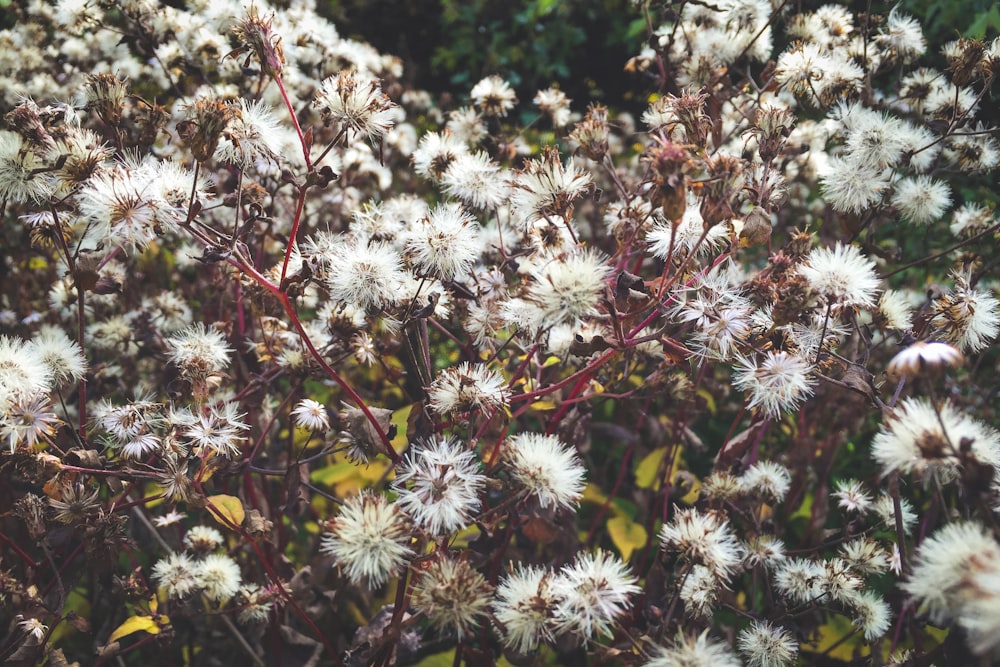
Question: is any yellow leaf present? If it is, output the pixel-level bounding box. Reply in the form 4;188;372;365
207;494;245;529
108;615;159;643
390;404;412;454
635;446;685;491
607;515;648;560
590;380;605;394
635;447;667;490
310;460;357;487
531;400;558;411
697;388;717;415
542;355;561;367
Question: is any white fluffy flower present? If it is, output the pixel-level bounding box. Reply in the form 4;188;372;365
194;553;242;601
798;243;880;310
732;351;815;418
393;437;486;535
660;508;743;580
493;565;557;653
503;433;586;510
550;549;640;643
320;491;412;587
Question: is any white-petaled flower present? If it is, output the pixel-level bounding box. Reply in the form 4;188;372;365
235;583;275;625
833;479;873;515
878;290;915;331
1;394;62;453
773;557;825;604
166;323;231;378
194;553;243;602
929;275;1000;353
412;130;468;182
732;351;815;419
426;361;509;417
876;9;926;63
0;130;54;203
410;556;493;638
737;620;799;667
32;326;87;386
660;508;743;580
0;335;53;418
320;491;412;587
644;630;741;667
870;397;1000;483
950;202;995;238
405;202;481;279
839;538;889;576
819;157;890;214
446;106;487;144
441;150;511;211
393;437;486;535
891;176;951;224
516;249;610;332
184;525;225;552
886;341;962;381
184;402;249;458
314;70;398;142
680;564;719;619
798;243;880;310
215;99;284;166
325;240;405;311
510;148;592;228
291;398;330;432
739;461;791;502
152;552;199;598
872;493;917;533
550;549;640;643
17;617;48;644
743;535;787;571
470;75;517;116
905;521;1000;624
646;201;730;259
845;589;892;639
493;564;557;653
121;432;162;459
503;433;586;510
153;510;185;527
534;87;572;127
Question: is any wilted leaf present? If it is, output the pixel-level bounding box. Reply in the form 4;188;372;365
607;515;647;560
207;494;245;529
108;615;161;643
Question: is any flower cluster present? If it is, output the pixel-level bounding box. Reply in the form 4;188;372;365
1;0;998;665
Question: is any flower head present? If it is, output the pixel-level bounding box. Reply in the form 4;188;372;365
321;491;412;587
737;620;799;667
427;362;509;417
660;508;744;580
798;243;880;310
393;437;486;535
195;553;243;602
493;565;557;653
550;549;640;643
410;556;492;637
315;71;398;142
503;433;586;510
470;75;517;117
732;351;815;418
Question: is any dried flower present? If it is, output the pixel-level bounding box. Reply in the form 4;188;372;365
410;556;492;638
393;437;486;535
320;491;412;587
503;433;586;510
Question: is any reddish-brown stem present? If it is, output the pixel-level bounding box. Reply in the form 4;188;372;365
280;185;308;284
0;531;40;568
274;75;310;170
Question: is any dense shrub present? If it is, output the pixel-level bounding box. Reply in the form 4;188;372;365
0;1;998;666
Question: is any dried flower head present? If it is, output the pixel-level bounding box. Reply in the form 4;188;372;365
503;432;586;510
315;71;398;143
410;556;492;638
321;491;413;587
393;437;486;535
550;549;640;643
493;564;557;653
